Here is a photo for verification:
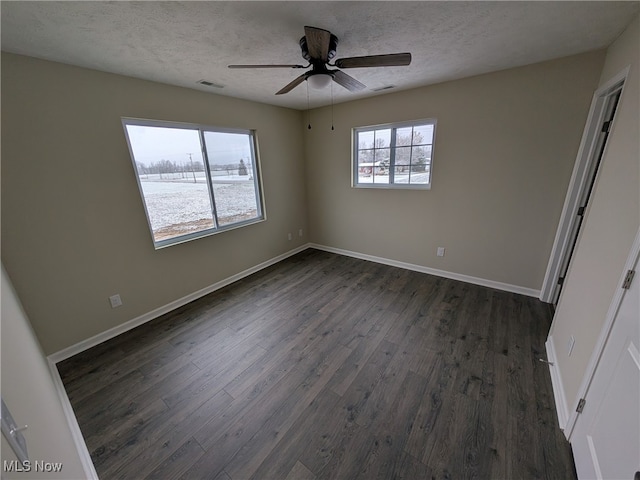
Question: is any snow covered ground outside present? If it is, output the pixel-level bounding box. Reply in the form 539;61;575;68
139;175;258;240
357;171;430;185
138;168;429;243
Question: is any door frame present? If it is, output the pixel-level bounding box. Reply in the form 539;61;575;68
564;226;640;441
540;66;629;304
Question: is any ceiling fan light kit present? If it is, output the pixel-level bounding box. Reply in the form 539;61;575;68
229;26;412;95
307;73;333;90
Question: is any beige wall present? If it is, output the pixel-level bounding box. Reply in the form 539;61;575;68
549;16;639;407
305;51;605;290
1;266;87;479
0;47;620;359
1;53;307;355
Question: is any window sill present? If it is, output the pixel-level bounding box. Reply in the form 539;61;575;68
152;216;266;250
352;183;431;190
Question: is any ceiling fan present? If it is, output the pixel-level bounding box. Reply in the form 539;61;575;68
228;26;412;95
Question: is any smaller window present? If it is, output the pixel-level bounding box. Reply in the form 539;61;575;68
353;119;436;189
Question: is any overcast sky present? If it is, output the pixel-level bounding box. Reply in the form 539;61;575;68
125;125;252;166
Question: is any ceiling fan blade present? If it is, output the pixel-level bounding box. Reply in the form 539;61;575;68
304;26;331;62
229;64;306;69
335;53;412;69
332;70;366;92
276;73;308;95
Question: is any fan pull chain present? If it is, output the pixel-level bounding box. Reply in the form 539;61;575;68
307;82;311;130
331;82;335;131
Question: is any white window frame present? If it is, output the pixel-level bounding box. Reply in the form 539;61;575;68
122;117;265;249
352;119;436;189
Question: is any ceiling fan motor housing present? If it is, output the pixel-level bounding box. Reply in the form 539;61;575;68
299;34;338;62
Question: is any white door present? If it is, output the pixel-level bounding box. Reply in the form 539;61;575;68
571;253;639;480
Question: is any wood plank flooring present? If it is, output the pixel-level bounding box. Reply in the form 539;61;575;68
57;249;576;479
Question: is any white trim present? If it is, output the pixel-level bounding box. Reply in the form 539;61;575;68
46;240;543;476
540;66;630;303
48;244;309;364
563;226;640;440
545;335;569;433
586;435;604;480
628;342;640;371
46;244;308;478
46;358;99;480
48;241;546;364
308;243;540;297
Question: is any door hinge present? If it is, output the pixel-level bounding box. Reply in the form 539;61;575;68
577;206;585;216
576;398;586;414
602;121;611;133
557;276;565;286
622;270;635;290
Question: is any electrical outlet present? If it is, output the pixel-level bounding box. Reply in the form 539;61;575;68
298;229;303;237
109;294;122;308
437;247;445;257
567;335;575;356
288;232;292;241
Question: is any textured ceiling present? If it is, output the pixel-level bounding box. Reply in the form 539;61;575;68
1;1;638;110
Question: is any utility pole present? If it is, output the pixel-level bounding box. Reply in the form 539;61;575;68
187;153;196;183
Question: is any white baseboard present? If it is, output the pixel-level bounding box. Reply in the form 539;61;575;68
545;336;570;436
46;244;309;480
50;241;541;364
45;241;544;477
46;358;99;479
308;243;541;298
48;244;309;364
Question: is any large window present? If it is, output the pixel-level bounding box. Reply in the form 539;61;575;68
122;118;264;248
353;119;436;189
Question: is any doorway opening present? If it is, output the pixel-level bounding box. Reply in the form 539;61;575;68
540;69;628;305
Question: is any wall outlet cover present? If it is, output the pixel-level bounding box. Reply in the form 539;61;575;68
109;294;122;308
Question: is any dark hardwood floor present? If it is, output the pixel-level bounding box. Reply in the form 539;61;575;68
58;249;576;479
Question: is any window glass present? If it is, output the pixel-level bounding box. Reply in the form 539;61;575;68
358;130;375;149
396;127;413;146
203;132;260;227
123;119;264;248
413;124;433;145
374;129;391;148
353;119;436;189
